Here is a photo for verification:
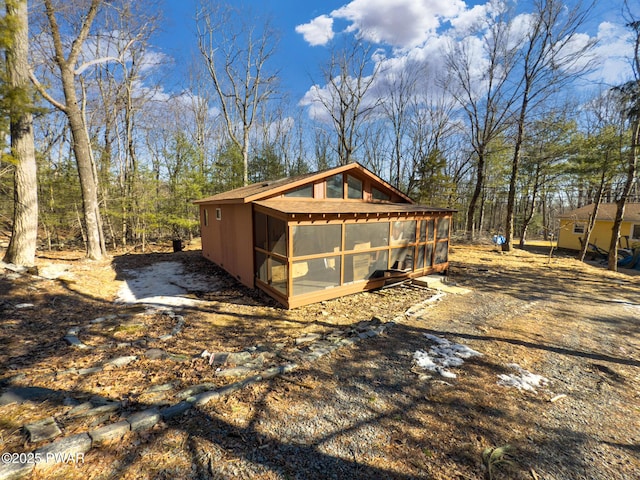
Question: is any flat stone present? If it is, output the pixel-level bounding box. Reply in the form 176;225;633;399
127;409;161;432
282;363;298;373
0;460;35;480
161;401;192;420
205;352;227;365
158;334;173;341
146;383;175;394
144;348;167;360
226;351;253;365
89;420;130;444
105;355;137;368
77;366;102;375
25;417;62;443
66;402;93;417
261;366;284;379
34;433;92;465
193;390;221;406
63;335;89;349
176;383;216;399
215;366;252;378
295;333;321;345
70;402;121;419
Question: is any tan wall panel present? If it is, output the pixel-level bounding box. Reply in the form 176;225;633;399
200;203;254;288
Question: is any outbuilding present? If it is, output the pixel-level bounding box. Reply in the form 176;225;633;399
194;163;455;308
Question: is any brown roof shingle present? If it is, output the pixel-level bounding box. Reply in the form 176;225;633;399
254;198;454;216
558;203;640;222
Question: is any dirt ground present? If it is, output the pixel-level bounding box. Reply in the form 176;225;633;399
1;240;639;479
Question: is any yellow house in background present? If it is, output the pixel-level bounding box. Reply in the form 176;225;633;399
557;203;640;251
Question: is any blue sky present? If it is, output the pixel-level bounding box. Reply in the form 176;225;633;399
155;0;637;104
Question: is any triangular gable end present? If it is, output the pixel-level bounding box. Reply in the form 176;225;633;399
194;162;414;205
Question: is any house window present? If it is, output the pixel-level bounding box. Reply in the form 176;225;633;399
632;224;640;240
285;185;313;198
216;208;222;221
372;187;390;201
326;174;343;198
573;223;585;235
203;208;209;227
347;175;363;199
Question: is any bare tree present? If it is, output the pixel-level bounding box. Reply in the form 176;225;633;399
309;39;383;165
379;64;420;188
445;5;519;240
30;0;107;259
3;0;38;266
607;5;640;270
501;0;596;252
196;1;279;186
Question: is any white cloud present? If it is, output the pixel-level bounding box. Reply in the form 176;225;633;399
295;15;334;46
587;21;635;85
331;0;467;48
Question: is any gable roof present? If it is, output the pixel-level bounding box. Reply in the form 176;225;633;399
558;203;640;222
194;162;413;205
254;198;455;216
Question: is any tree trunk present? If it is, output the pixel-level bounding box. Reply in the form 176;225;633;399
466;154;485;241
3;0;38;267
61;68;105;260
607;116;639;271
578;171;606;262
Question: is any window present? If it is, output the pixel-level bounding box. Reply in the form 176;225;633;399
425;244;433;267
203;209;209;227
285;185;313;198
573;224;585;235
347;175;363;199
426;220;435;241
632;224;640;240
326;174;343;198
372;187;390;202
253;212;268;250
436;218;450;239
268;216;287;256
435;241;448;264
215;208;222;220
390;221;416;245
345;222;389;250
292;256;341;296
293;225;341;256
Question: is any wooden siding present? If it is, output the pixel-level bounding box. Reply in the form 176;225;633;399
200;203;254;288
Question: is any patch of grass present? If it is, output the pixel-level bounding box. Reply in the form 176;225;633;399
482;444;514;480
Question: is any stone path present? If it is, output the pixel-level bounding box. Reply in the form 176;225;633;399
0;296;441;480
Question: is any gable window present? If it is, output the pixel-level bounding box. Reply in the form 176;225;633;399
326;174;343;198
372;187;390;201
573;223;585;235
347;175;363;199
632;224;640;240
284;185;313;198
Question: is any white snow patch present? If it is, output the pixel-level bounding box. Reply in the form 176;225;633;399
497;363;549;393
116;261;219;307
405;292;446;317
413;333;483;379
